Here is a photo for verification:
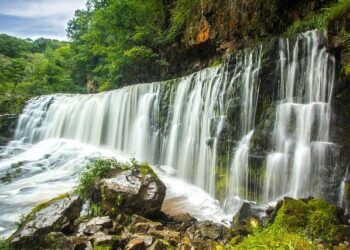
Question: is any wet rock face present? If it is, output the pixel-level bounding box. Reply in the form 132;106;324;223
11;195;82;248
93;167;167;217
0;114;18;145
232;202;255;229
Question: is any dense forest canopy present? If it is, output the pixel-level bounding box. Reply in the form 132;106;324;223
0;34;85;95
66;0;199;91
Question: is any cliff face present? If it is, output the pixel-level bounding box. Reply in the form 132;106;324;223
163;0;336;76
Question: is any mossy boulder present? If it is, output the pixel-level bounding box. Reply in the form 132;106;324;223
91;164;166;217
229;197;350;249
10;194;83;249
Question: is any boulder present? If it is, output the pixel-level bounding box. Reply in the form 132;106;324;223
125;234;154;249
11;195;82;248
149;229;180;245
93;166;166;217
90;231;114;245
42;232;75;250
78;216;112;236
130;222;163;234
196;221;225;241
171;213;197;231
69;235;89;249
231;202;253;228
147;239;171;250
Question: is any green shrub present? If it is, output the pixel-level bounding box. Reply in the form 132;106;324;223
167;0;200;42
76;159;132;200
286;0;350;35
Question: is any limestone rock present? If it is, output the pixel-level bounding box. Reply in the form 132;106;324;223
149;229;180;245
125;234;154;250
11;195;82;247
90;231;114;246
130;222;163;234
147;239;171;250
94;166;166;217
79;216;112;235
42;232;75;250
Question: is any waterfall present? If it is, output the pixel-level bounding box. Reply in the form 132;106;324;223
0;30;345;237
263;31;335;201
11;48;263;199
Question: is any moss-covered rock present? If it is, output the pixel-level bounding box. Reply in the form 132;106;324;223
229;197;350;249
79;159;166;218
9;194;82;249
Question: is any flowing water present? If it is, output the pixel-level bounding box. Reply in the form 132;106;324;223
0;30;345;237
263;31;335;202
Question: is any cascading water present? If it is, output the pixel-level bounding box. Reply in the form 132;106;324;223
263;31;335;202
0;30;345;237
224;47;262;212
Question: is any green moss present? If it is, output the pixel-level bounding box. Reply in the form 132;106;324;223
229;228;316;250
305;199;338;241
215;166;229;203
274;198;308;232
137;162;157;177
8;193;70;243
93;243;113;250
228;198;342;249
116;194;123;207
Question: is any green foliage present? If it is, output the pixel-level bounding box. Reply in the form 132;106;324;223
0;95;29;114
0;34;85;97
0;239;12;250
66;0;207;90
229;198;341;249
76;159;132;200
67;0;170;90
167;0;200;41
286;0;350;35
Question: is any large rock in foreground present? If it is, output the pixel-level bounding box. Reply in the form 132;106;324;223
92;165;166;217
10;195;82;248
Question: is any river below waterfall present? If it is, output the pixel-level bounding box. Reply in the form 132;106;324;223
0;138;232;238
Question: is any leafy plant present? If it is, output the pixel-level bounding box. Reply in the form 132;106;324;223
76;159;131;200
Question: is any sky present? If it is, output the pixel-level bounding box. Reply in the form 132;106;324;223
0;0;86;41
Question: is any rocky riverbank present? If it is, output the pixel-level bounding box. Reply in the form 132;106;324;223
1;159;349;250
